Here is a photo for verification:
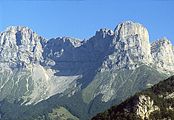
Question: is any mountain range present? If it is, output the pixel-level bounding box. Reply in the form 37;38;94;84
0;21;173;120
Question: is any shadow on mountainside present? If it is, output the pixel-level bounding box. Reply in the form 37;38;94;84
42;29;115;88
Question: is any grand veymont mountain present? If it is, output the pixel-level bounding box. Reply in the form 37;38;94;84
0;21;173;120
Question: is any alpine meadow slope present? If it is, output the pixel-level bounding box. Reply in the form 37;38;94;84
0;21;173;120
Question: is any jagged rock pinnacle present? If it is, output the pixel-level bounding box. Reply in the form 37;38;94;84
151;37;174;72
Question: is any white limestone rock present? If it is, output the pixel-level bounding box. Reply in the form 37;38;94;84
136;95;159;120
115;21;152;63
0;26;46;68
101;21;152;71
24;64;81;105
151;37;174;73
83;21;174;104
0;27;82;104
0;21;174;106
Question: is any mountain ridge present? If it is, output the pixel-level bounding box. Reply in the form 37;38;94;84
0;20;173;120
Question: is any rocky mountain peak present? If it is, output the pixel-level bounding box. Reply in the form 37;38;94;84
151;37;174;72
102;21;152;71
114;21;151;59
151;37;172;49
114;21;149;41
95;28;114;38
0;26;46;68
83;28;114;56
57;37;82;48
0;22;174;120
4;26;44;45
6;26;32;32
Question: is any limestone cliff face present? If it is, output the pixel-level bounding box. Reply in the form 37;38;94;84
151;37;174;73
0;21;173;105
0;26;46;68
0;21;174;120
101;21;174;74
114;21;151;62
101;21;152;71
92;21;160;103
94;22;174;105
0;26;50;103
0;27;81;104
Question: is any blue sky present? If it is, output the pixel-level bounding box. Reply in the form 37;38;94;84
0;0;174;43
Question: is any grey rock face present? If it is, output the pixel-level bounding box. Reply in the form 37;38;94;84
101;21;152;71
151;37;174;73
0;21;173;119
0;26;48;103
0;26;46;68
115;21;152;63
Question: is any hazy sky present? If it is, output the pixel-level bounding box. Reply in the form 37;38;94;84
0;0;174;43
